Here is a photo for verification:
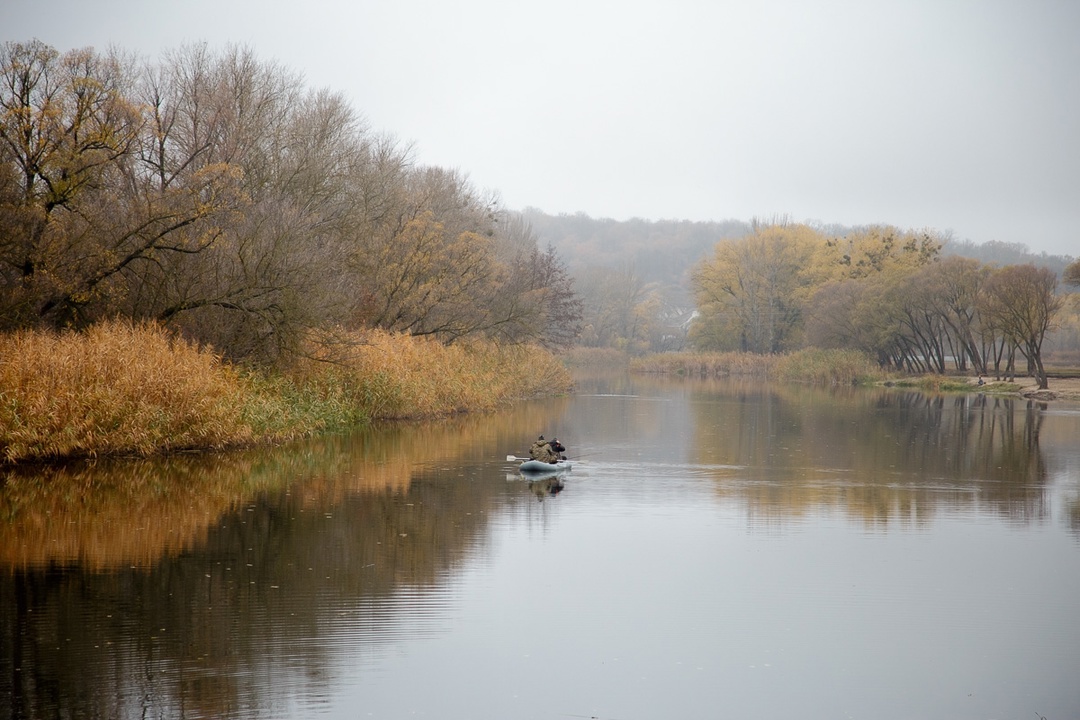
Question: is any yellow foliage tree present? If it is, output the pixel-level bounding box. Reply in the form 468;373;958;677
690;222;830;353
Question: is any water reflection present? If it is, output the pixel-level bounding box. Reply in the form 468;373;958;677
0;403;570;719
685;384;1055;527
1;375;1078;719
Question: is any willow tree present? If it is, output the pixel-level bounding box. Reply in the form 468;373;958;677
922;256;991;374
981;264;1062;390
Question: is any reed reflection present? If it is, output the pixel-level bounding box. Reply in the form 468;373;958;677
0;399;569;720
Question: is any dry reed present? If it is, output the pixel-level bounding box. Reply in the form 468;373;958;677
0;321;251;463
0;323;572;464
772;348;883;385
630;351;778;378
561;347;628;368
630;348;882;385
293;330;573;420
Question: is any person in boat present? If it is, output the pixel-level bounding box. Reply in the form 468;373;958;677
528;435;562;464
549;437;567;460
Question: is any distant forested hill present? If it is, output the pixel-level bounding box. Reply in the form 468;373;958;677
523;208;1075;286
521;208;750;285
942;239;1075;276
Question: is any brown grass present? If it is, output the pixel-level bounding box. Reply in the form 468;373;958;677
0;323;573;464
630;351;777;378
630;348;883;385
772;348;884;386
0;321;251;463
293;329;573;420
561;346;629;369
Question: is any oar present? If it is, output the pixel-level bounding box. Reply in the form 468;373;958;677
506;454;568;462
506;454;590;462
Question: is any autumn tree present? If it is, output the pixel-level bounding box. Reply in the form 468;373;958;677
0;40;581;362
981;265;1062;389
829;226;942;279
127;45;363;362
691;223;829;353
0;40;143;327
1064;259;1080;287
486;212;582;349
922;257;991;373
576;263;664;353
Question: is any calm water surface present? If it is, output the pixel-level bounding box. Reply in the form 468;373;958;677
2;373;1079;719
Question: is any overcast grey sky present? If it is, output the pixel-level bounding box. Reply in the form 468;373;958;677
3;0;1078;256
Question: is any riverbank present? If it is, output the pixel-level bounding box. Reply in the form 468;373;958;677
882;374;1080;401
0;322;572;465
626;348;1080;401
972;375;1080;401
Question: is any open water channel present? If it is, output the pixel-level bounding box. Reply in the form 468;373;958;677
2;371;1079;719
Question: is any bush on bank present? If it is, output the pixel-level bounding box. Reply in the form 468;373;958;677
630;348;883;385
0;322;572;464
630;351;775;379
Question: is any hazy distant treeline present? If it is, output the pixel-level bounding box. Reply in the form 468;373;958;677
526;209;1075;284
0;40;581;364
525;210;1078;368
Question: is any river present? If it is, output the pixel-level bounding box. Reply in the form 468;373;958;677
2;371;1079;719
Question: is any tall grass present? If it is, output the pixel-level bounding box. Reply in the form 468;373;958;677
0;321;252;462
631;348;883;385
772;348;884;386
293;330;572;420
561;347;628;369
630;351;777;378
0;323;572;464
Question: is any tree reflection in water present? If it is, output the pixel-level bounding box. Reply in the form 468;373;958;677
688;384;1056;528
1;379;1078;719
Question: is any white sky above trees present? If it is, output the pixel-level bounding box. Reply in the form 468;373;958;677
4;0;1078;256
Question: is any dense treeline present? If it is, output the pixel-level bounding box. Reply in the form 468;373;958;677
0;40;582;364
690;221;1075;389
527;209;1077;360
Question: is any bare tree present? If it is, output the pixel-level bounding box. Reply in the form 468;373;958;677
0;40;143;327
982;265;1062;389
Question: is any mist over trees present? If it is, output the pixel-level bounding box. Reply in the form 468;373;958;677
524;210;751;353
0;40;581;364
528;209;1077;383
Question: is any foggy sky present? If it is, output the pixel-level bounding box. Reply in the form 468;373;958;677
3;0;1078;256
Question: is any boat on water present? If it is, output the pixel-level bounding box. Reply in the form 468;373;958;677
518;459;572;475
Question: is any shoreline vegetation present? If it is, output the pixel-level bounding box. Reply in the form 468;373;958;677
629;348;883;385
627;348;1080;401
0;322;572;465
4;330;1077;467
